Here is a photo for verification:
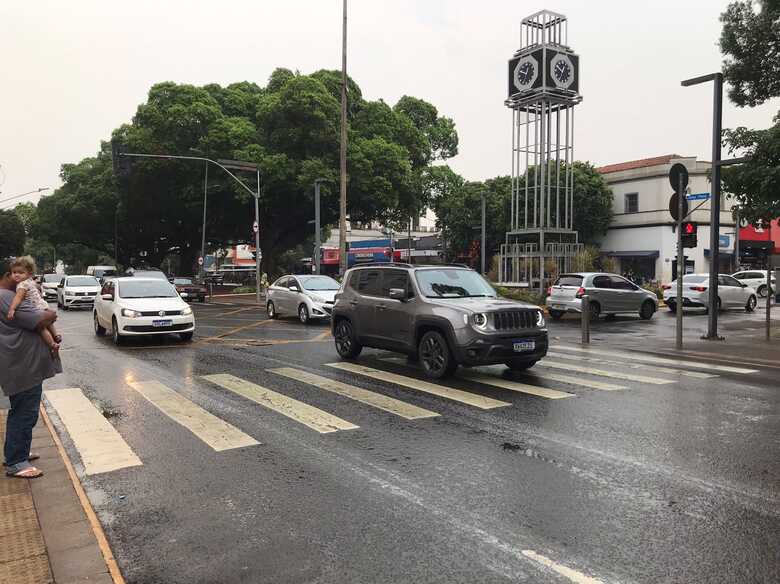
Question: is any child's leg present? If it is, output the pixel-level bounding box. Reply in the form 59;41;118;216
39;328;60;357
48;323;61;343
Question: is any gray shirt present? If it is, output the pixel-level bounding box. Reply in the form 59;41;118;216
0;288;62;396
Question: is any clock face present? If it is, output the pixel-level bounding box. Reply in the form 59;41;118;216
517;62;535;85
512;55;539;92
550;53;575;90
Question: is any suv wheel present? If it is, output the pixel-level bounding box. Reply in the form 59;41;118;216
639;300;655;320
419;331;457;379
334;319;362;359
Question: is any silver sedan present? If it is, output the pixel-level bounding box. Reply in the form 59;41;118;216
546;272;658;320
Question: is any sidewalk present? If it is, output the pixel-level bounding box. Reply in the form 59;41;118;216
0;406;118;584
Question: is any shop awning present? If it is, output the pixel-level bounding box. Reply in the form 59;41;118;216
603;250;659;258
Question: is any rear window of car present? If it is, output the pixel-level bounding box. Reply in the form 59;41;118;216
173;278;193;285
682;275;707;283
555;275;583;287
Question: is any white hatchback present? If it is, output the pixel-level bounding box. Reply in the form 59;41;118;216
56;275;102;310
663;273;757;313
266;275;341;324
94;277;195;345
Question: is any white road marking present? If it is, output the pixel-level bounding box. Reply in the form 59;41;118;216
521;550;605;584
128;380;260;451
537;360;676;385
516;371;626;391
546;351;717;379
44;388;143;475
269;367;440;420
326;362;511;409
555;344;759;374
202;373;359;434
457;371;575;399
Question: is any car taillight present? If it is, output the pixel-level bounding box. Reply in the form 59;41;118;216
546;287;552;296
690;286;707;292
575;287;586;298
662;284;671;290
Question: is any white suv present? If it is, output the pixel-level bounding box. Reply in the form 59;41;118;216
731;270;775;298
56;276;101;310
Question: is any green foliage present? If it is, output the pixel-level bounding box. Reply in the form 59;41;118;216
493;286;545;307
570;162;614;244
572;246;599;272
37;70;458;276
723;115;780;223
13;203;38;235
719;0;780;107
0;210;25;258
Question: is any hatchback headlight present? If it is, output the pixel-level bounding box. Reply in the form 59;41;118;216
181;306;193;316
536;310;546;328
310;294;327;303
121;308;141;318
472;313;489;329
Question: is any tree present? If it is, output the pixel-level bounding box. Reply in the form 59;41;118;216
719;0;780;107
570;161;614;244
0;209;25;259
13;202;38;235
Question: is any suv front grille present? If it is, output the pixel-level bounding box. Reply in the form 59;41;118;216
493;310;535;330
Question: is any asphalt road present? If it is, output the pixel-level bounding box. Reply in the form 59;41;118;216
43;298;780;584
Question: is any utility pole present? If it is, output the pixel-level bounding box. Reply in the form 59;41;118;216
314;179;326;275
481;192;487;274
338;0;349;276
767;221;773;341
408;216;412;265
200;162;208;282
254;168;261;306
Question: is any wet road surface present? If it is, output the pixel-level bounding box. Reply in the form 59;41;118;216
44;299;780;584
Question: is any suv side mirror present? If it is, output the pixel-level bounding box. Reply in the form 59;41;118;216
389;288;407;301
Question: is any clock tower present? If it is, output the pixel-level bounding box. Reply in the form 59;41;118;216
499;10;583;291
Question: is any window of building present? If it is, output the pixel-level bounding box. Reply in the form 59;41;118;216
624;193;639;214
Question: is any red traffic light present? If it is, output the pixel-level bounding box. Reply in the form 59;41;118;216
683;222;697;235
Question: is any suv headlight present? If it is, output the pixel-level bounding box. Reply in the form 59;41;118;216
121;308;141;318
536;310;546;328
181;306;193;316
472;313;489;330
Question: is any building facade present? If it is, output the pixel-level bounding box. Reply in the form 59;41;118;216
597;154;736;283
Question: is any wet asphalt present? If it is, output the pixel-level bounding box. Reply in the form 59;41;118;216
44;299;780;584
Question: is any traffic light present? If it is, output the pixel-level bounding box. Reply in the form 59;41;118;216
681;222;697;248
110;140;132;180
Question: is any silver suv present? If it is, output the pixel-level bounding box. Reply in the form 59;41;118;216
331;264;548;379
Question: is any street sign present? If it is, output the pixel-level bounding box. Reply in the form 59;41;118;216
669;163;689;192
686;192;710;201
668;192;689;221
198;256;204;266
252;221;259;234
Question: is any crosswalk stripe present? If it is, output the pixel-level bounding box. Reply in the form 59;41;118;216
554;345;758;374
545;351;717;379
269;368;440;420
537;361;676;385
44;388;142;475
128;381;260;451
202;373;359;434
326;363;511;409
457;371;575;399
378;356;624;392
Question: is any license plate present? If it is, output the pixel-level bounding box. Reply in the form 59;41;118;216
513;339;535;352
554;305;566;310
152;319;173;328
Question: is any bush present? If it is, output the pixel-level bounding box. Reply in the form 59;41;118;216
232;286;257;294
494;285;545;307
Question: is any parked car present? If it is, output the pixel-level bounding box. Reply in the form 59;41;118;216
331;264;548;379
86;265;117;282
93;277;195;345
731;269;776;298
267;275;341;323
41;273;62;301
546;273;658;320
56;275;102;310
125;268;168;280
663;273;757;313
171;277;207;302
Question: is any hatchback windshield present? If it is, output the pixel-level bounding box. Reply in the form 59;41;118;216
415;269;496;298
119;280;178;299
298;276;340;291
43;274;61;283
67;276;99;287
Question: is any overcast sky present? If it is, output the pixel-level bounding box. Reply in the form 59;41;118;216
1;0;778;209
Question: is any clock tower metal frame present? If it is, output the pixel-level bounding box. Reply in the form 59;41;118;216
498;10;583;292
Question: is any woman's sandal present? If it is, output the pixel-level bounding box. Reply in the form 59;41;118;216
7;467;43;479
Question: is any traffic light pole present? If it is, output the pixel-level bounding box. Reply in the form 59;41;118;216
706;73;723;340
254;169;261;306
676;174;684;350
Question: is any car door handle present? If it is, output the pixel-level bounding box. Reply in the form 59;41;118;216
349;300;359;306
377;304;387;311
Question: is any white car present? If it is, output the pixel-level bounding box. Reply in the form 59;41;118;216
663;273;757;313
93;277;195;345
731;269;776;298
41;274;62;301
266;274;341;324
56;275;102;310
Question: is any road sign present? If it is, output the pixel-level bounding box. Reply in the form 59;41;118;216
198;256;204;266
668;192;689;221
686;192;710;201
252;221;259;234
669;163;689;192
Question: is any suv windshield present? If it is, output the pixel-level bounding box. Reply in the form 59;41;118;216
66;276;99;287
43;274;61;283
415;269;496;298
299;276;340;291
119;280;178;299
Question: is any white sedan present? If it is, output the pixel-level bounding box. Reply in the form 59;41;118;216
663;273;757;313
731;269;776;298
266;275;340;324
56;275;102;310
94;277;195;345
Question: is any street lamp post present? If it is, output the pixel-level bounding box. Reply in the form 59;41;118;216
314;179;327;275
200;163;208;282
481;193;487;274
338;0;349;276
0;187;50;209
